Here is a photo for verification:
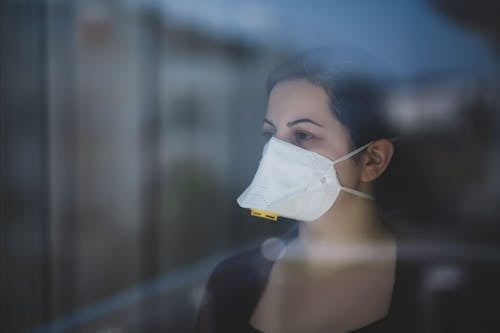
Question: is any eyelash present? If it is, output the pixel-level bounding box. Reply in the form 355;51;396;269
261;130;315;144
261;130;275;141
293;131;314;144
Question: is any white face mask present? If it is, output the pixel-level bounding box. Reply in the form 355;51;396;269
237;137;373;222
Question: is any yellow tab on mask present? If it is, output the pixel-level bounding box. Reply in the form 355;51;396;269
250;209;279;221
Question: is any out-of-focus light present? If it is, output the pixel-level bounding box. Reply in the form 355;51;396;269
190;285;206;308
261;237;286;261
426;265;463;291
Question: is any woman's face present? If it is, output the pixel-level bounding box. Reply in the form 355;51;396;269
263;79;363;189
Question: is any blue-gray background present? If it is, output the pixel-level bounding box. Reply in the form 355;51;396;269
1;0;499;332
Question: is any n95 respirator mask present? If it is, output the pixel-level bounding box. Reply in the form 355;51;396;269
237;137;373;222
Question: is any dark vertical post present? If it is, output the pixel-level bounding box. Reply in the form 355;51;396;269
0;1;51;331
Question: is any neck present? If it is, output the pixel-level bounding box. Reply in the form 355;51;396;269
298;192;391;247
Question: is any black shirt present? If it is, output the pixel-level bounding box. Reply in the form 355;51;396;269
194;237;424;333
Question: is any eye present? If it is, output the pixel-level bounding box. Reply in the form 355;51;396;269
294;130;314;143
261;130;275;141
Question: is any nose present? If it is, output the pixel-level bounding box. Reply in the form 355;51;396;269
273;132;286;142
273;132;293;145
273;127;294;144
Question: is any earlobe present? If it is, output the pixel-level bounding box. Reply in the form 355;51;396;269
360;139;394;182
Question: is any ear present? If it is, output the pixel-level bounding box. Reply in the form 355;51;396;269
360;139;394;182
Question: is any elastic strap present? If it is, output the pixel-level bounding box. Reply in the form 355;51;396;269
333;141;373;164
331;141;375;200
340;186;374;200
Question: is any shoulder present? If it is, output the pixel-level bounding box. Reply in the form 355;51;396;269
208;230;297;291
194;246;274;333
206;246;273;301
194;229;298;333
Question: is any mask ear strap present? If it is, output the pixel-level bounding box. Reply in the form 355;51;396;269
339;186;374;200
333;141;375;200
333;141;373;164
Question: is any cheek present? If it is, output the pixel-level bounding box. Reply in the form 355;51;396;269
335;159;362;188
320;130;355;161
309;139;350;161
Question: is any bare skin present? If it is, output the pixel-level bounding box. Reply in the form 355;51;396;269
250;80;396;333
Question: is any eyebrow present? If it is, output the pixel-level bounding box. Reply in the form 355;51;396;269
287;118;323;127
263;118;323;128
263;119;276;128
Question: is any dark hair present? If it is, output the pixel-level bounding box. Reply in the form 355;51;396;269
266;48;397;148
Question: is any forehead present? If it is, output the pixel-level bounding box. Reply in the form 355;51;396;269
266;79;337;124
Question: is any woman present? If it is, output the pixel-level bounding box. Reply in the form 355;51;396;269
195;49;421;333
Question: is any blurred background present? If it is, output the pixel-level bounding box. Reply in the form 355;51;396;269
1;0;499;332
